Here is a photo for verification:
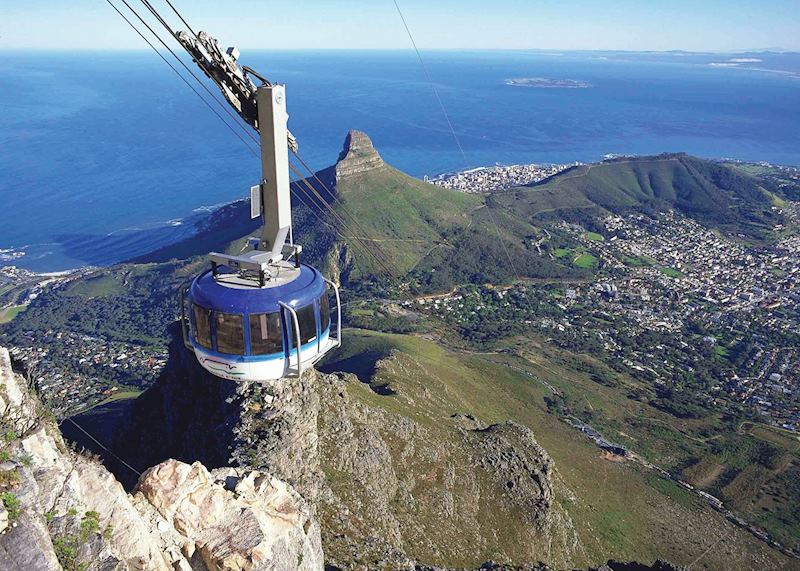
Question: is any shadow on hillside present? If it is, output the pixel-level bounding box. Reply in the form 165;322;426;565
63;322;242;490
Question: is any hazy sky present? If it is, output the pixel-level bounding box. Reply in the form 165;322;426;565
2;0;799;52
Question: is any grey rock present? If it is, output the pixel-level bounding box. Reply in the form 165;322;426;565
0;346;325;571
334;130;386;179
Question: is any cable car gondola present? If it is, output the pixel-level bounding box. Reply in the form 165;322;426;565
175;32;341;382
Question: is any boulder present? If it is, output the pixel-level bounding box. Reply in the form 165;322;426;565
0;347;324;571
135;459;323;571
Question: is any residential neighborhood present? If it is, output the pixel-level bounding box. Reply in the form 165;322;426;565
414;207;800;432
428;162;576;192
8;331;167;416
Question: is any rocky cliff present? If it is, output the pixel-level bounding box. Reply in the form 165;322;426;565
334;130;386;179
0;347;323;570
110;329;577;569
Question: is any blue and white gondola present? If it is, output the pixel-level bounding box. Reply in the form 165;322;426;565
169;32;344;382
181;262;341;382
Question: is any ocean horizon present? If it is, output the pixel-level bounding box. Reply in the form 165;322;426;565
1;48;799;272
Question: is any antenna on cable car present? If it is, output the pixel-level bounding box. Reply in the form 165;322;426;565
175;31;342;382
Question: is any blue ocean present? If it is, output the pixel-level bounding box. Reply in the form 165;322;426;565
1;49;799;271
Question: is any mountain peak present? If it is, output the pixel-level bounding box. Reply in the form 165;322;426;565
335;130;385;179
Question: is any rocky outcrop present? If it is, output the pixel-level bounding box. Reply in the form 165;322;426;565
108;330;571;569
468;420;553;527
312;365;572;569
334;130;385;179
0;347;324;570
117;327;325;501
0;347;171;569
135;459;323;571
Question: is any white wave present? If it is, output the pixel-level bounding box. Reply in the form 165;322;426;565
192;201;231;213
0;251;25;261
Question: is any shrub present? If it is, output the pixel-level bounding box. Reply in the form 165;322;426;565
53;510;102;571
0;492;20;521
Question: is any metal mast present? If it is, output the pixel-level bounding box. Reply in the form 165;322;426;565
176;31;301;284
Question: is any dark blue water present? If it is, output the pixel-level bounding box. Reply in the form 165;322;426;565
1;49;798;271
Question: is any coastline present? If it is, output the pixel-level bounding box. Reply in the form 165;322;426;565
2;157;797;276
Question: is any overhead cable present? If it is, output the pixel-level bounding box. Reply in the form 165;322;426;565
104;0;259;157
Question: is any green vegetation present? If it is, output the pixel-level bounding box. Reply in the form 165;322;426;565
622;255;655;267
574;252;598;268
52;510;102;571
712;435;784;471
64;274;125;298
88;390;142;409
0;305;26;324
586;231;605;242
645;474;697;508
659;267;683;279
1;492;21;521
3;262;185;345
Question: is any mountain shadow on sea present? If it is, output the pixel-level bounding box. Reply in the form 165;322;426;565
53;211;212;267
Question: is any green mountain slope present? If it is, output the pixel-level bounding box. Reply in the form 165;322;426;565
294;131;482;279
315;329;796;570
129;138;783;293
493;154;781;240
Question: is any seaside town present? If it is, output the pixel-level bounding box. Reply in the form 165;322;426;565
8;331;167;417
1;265;163;416
427;162;576;192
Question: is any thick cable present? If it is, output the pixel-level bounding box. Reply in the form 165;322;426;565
162;0;200;40
131;0;261;148
104;0;259;157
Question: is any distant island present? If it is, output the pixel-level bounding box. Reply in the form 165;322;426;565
505;77;591;88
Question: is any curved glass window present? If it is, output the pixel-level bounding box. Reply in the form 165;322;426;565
192;304;212;349
319;291;331;332
249;312;283;355
215;312;245;355
296;304;317;346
